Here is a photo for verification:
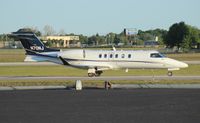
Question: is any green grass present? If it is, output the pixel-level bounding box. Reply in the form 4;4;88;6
0;65;200;77
0;66;86;76
166;53;200;61
0;64;200;86
0;49;25;62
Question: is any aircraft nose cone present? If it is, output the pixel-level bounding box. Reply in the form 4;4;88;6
179;62;188;68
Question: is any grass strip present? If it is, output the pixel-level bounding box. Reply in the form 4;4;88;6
0;65;200;76
0;79;200;87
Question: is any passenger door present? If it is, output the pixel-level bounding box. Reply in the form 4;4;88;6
108;51;117;68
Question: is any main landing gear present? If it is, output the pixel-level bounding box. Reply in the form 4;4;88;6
88;68;103;77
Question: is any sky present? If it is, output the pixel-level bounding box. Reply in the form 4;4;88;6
0;0;200;35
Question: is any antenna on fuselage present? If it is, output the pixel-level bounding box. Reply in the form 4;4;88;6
112;46;116;51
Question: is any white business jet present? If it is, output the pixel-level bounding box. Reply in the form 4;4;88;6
9;30;188;77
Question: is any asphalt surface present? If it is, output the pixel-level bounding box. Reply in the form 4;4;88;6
0;89;200;123
1;76;200;81
2;84;200;91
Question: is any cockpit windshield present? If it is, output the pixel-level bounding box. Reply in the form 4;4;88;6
150;53;165;58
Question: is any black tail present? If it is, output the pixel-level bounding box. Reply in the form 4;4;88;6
8;30;59;55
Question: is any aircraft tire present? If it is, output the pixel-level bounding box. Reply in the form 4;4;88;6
88;73;95;77
95;71;103;77
167;71;173;76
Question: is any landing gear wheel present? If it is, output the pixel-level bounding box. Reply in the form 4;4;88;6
88;73;95;77
95;73;100;77
167;71;173;76
95;71;103;77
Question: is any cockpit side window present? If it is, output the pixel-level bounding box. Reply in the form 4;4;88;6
150;53;165;58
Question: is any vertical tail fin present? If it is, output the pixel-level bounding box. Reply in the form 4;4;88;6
8;30;59;55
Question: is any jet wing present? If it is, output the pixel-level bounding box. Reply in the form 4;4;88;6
58;56;112;70
59;56;70;65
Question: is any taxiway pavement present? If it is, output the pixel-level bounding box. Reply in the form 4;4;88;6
0;89;200;123
1;76;200;81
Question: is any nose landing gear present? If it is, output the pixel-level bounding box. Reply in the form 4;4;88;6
167;71;173;76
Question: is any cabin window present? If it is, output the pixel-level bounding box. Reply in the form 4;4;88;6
110;54;113;58
150;53;165;58
104;54;107;58
115;54;118;58
99;54;102;58
128;54;131;58
121;54;125;58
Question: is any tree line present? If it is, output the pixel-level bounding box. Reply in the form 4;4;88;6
164;22;200;51
0;22;200;50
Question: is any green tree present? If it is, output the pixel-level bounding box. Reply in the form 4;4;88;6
138;30;154;41
181;25;200;50
138;29;167;44
165;22;200;51
88;35;97;46
118;32;128;45
113;35;120;45
95;33;100;45
79;35;88;44
147;29;167;44
165;22;189;49
106;33;116;45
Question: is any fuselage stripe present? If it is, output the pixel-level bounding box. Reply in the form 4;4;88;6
63;58;162;64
